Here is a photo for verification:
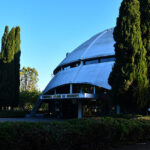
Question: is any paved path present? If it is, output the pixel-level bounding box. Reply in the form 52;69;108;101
112;142;150;150
0;118;62;122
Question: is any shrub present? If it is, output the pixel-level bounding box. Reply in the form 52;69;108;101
0;117;150;150
19;90;41;111
0;110;26;118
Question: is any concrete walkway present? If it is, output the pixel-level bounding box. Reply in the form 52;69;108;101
112;142;150;150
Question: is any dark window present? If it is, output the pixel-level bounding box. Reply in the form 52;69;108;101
84;59;99;65
95;86;105;93
75;62;80;67
62;62;80;71
73;84;80;93
73;84;94;93
63;66;70;70
56;85;70;94
70;62;80;68
81;84;94;93
100;57;115;63
44;89;55;95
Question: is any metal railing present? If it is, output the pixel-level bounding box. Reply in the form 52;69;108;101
41;93;97;100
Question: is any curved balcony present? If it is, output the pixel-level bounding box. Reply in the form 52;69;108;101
41;93;99;100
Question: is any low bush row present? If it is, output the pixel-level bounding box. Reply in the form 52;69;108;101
0;117;150;150
0;110;26;118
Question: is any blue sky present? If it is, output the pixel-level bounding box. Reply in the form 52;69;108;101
0;0;122;91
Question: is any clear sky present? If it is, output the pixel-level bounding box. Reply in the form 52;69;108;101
0;0;122;91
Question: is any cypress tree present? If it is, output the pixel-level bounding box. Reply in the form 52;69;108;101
108;0;149;112
140;0;150;77
14;27;21;106
4;28;16;106
1;26;9;62
0;26;10;107
0;26;21;108
5;28;16;63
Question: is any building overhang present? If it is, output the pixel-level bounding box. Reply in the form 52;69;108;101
43;61;113;95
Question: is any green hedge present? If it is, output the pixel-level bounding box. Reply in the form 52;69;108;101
0;110;26;118
0;117;150;150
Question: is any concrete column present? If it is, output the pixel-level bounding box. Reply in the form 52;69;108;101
78;101;82;119
80;86;83;94
80;61;84;66
116;105;120;114
93;86;96;94
70;84;72;94
54;89;56;94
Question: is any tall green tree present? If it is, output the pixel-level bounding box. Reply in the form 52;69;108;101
0;26;9;108
140;0;150;77
1;26;9;62
2;28;16;107
14;27;21;106
5;28;16;63
108;0;149;112
0;26;21;108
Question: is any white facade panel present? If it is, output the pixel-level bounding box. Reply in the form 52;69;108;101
43;61;114;94
74;62;114;89
58;33;101;66
43;67;79;94
58;28;114;67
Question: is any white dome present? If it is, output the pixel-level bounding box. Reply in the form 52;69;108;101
43;28;115;94
57;28;115;68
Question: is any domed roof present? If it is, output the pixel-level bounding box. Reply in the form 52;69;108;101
42;28;115;94
58;28;115;68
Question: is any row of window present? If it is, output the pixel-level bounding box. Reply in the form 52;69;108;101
44;84;106;95
84;57;115;65
63;62;80;70
55;56;115;74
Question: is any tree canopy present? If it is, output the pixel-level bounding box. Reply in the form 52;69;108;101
20;67;39;91
140;0;150;78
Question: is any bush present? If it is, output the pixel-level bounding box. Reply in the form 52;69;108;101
0;110;26;118
19;90;41;111
0;117;150;150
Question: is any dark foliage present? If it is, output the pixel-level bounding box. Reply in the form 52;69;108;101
0;26;21;108
0;110;26;118
140;0;150;78
109;0;149;113
0;118;150;150
19;90;41;111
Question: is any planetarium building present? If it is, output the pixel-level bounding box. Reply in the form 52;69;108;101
31;28;115;118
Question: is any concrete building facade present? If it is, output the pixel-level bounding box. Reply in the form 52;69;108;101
31;28;115;118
